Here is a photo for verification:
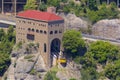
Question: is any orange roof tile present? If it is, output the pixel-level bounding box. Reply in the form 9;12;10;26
17;10;63;22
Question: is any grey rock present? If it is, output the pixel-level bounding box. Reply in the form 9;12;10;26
59;13;88;30
24;74;39;80
15;57;35;73
15;73;27;80
92;19;120;39
15;60;34;73
34;55;46;72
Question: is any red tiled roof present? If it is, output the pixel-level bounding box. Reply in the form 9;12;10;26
17;10;63;22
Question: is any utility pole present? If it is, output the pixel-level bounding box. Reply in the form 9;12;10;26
96;0;100;6
2;0;4;14
117;0;119;7
14;0;16;16
107;0;109;5
87;0;89;6
12;0;16;16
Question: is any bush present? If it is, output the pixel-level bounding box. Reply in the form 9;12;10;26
44;71;59;80
69;78;76;80
29;69;37;75
24;55;35;59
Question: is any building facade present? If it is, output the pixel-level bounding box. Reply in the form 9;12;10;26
16;10;64;67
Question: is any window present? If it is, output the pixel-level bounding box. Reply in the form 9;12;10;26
23;21;25;23
42;24;46;27
44;43;47;52
33;23;35;25
55;30;58;34
59;30;62;33
40;30;43;33
36;29;39;33
28;28;31;31
32;29;34;32
28;22;31;24
44;25;46;27
50;31;53;34
18;20;21;23
44;31;47;34
27;34;35;40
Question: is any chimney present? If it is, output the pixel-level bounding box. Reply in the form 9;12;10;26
47;7;56;14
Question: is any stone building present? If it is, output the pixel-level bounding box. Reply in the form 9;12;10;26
16;10;64;67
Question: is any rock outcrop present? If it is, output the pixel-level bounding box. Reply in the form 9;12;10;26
59;13;88;30
7;43;47;80
92;19;120;40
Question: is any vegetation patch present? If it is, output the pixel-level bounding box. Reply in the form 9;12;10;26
24;55;35;59
29;69;37;75
44;71;59;80
28;59;35;62
0;26;15;76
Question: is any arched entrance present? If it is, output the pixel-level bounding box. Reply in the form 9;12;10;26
50;38;61;66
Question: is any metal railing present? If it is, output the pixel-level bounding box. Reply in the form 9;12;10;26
82;34;120;43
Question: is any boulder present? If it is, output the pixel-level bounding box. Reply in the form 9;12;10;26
59;13;88;30
15;73;27;80
24;74;39;80
92;19;120;39
34;55;46;72
15;57;34;73
15;54;38;73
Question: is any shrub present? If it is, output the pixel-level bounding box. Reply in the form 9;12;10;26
44;71;59;80
29;69;37;75
24;55;35;59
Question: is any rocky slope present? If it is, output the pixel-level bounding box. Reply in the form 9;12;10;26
92;19;120;39
6;43;47;80
59;13;88;30
5;43;81;80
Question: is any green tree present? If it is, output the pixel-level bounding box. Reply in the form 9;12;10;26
87;10;99;24
6;26;15;43
24;0;37;10
38;1;47;11
63;30;85;58
88;0;98;11
81;67;99;80
104;60;120;79
0;25;15;76
0;53;10;76
47;0;60;7
88;41;119;64
44;71;59;80
0;29;5;41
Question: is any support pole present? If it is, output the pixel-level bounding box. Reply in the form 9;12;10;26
14;0;16;16
107;0;109;5
2;0;4;14
117;0;119;7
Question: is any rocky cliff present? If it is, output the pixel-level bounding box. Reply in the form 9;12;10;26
92;19;120;40
59;13;88;30
6;43;81;80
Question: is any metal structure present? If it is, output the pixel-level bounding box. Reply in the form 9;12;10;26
0;0;27;15
87;0;120;7
106;0;119;6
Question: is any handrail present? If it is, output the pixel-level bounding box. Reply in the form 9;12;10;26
82;34;120;43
